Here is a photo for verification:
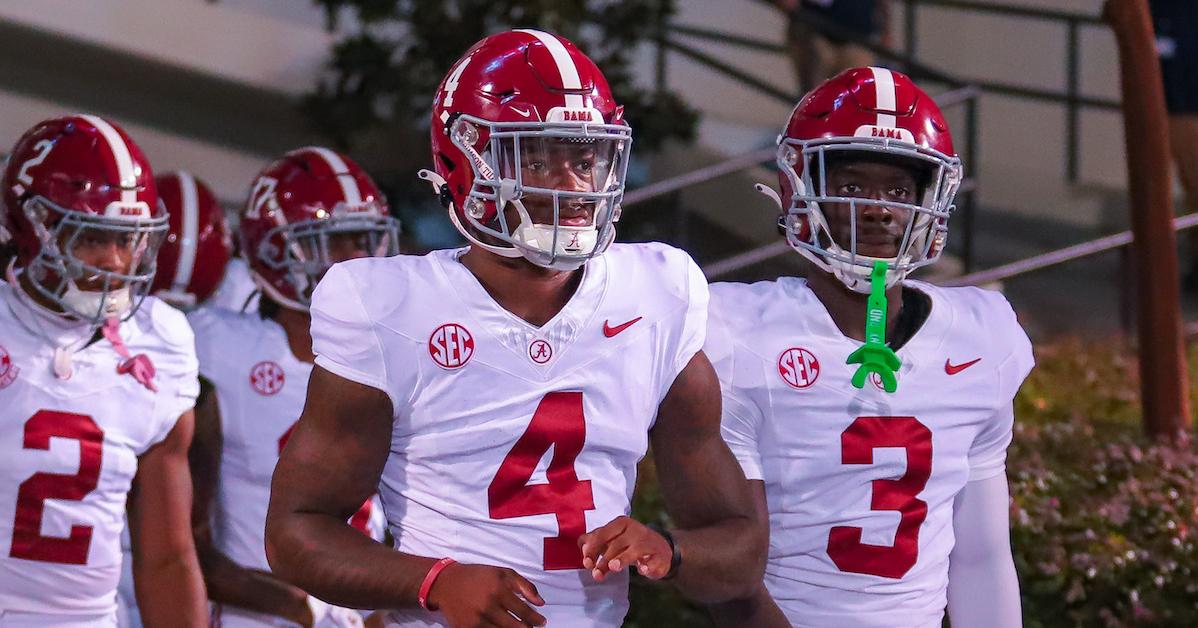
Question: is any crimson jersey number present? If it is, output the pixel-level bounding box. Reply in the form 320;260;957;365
827;416;932;579
488;392;595;570
11;410;105;565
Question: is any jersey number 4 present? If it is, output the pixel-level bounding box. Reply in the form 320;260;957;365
488;392;595;570
827;416;932;579
11;410;104;565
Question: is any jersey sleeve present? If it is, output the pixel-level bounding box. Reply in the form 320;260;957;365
967;297;1034;482
310;262;399;411
144;300;201;452
659;251;709;399
705;285;765;481
186;307;219;382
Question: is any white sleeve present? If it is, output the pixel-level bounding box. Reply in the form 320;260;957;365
310;263;399;411
656;252;710;400
145;303;200;452
705;288;765;481
968;302;1034;482
947;474;1022;627
186;308;218;381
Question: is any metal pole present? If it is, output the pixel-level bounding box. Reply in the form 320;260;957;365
1104;0;1191;440
904;0;918;62
1066;20;1081;182
961;94;979;272
654;1;668;91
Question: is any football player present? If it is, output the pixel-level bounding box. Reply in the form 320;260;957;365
705;67;1031;627
116;170;235;628
187;147;399;627
264;29;767;627
150;171;235;311
0;115;207;626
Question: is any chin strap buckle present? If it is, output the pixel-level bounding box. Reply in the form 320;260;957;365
417;169;455;210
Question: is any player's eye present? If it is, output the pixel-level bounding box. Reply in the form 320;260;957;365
841;183;863;195
889;187;912;199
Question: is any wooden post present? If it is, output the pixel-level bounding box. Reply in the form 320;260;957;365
1104;0;1192;441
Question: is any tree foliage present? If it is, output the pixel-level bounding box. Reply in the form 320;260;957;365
304;0;698;152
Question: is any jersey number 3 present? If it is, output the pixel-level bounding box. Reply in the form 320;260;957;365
827;416;931;579
488;392;595;570
11;410;105;565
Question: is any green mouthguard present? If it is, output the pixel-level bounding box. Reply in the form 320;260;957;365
846;260;901;393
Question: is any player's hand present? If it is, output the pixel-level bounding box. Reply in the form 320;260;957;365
578;516;672;582
426;562;547;628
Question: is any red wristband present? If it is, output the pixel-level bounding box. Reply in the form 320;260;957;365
418;557;457;611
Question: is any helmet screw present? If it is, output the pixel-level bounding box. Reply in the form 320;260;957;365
452;120;480;147
466;198;486;220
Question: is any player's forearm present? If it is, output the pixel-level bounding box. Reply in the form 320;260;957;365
669;514;767;603
266;511;436;609
134;552;207;628
198;541;310;623
947;552;1021;627
707;583;789;628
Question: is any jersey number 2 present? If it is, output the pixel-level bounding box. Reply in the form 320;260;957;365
11;410;105;565
827;416;931;579
488;392;595;570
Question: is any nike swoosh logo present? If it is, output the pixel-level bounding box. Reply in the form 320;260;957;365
945;357;982;375
603;317;642;338
511;107;532;117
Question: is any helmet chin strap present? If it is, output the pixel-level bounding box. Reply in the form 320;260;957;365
754;183;784;210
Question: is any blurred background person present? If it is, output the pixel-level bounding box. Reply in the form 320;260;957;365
1149;0;1198;288
776;0;892;94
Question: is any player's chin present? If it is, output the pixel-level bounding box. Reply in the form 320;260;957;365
854;243;900;259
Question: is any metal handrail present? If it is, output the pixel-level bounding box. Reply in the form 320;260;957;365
702;213;1198;285
621;84;978;210
623;147;778;207
944;213;1198;287
902;0;1113;181
657;37;796;104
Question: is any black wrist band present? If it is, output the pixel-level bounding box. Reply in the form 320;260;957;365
649;524;683;580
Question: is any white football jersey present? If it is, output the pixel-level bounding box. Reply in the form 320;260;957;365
706;278;1033;628
0;284;198;615
310;244;707;627
189;307;384;628
190;308;313;575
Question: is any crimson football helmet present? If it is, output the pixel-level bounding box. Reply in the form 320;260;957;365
1;115;167;323
239;147;400;311
151;171;233;310
764;67;963;293
418;29;632;271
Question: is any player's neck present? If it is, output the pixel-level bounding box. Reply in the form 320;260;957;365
804;266;905;343
271;306;315;364
459;247;584;328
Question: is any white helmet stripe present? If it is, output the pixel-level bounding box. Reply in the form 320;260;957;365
78;114;138;205
870;67;898;129
305;146;362;206
515;29;585;109
171;172;200;293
